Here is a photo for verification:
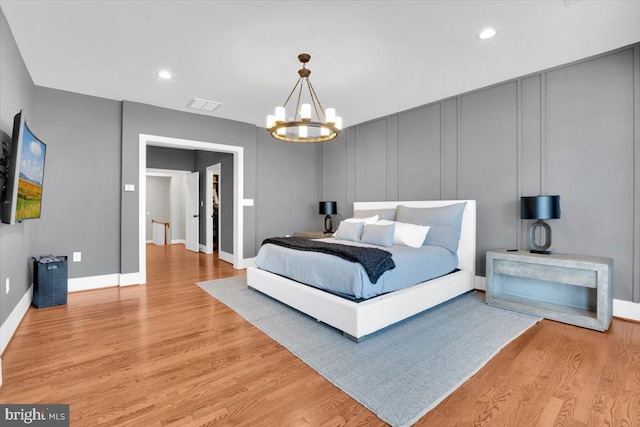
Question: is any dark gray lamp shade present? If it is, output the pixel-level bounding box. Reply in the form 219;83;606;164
521;195;561;220
318;201;337;215
319;201;337;234
521;195;561;254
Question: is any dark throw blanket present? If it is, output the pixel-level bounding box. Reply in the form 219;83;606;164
262;237;395;284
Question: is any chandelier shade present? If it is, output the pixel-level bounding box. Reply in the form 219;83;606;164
266;54;342;143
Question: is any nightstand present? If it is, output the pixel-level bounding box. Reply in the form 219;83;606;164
293;231;331;239
486;249;613;332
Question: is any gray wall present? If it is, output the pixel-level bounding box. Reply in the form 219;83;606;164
0;7;35;328
323;44;640;302
255;130;322;245
31;87;122;279
146;176;171;241
147;146;194;171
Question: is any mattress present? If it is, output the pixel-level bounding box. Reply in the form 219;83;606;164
254;237;458;299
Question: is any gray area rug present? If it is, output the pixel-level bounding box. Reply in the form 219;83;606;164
198;276;540;427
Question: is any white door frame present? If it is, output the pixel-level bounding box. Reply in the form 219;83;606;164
205;164;221;254
138;134;245;284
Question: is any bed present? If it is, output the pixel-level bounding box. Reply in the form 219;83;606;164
247;200;476;341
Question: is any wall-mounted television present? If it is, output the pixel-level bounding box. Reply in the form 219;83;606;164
1;111;47;224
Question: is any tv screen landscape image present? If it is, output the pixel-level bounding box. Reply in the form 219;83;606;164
1;111;47;224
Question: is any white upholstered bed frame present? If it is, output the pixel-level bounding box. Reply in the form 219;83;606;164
247;200;476;341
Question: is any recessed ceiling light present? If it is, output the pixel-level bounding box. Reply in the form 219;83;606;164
479;28;497;40
158;70;172;79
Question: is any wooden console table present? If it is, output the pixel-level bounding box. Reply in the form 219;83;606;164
486;249;613;331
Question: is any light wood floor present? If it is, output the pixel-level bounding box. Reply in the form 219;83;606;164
1;244;638;426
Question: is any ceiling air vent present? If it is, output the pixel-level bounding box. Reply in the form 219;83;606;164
187;98;222;113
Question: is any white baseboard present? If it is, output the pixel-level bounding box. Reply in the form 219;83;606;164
69;273;145;291
237;257;256;269
68;274;120;292
148;239;185;245
474;275;486;291
1;285;33;356
218;251;255;270
219;250;234;265
119;272;144;287
613;299;640;322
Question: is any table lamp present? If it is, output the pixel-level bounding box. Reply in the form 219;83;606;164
319;201;337;234
521;195;561;254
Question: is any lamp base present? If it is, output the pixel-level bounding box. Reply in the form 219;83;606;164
324;215;334;234
530;249;551;255
529;219;552;254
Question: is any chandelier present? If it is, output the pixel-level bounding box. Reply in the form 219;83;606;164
266;53;342;143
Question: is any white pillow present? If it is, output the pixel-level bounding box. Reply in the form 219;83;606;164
344;215;379;225
378;220;430;248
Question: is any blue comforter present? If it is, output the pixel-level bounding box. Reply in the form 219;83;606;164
254;237;458;299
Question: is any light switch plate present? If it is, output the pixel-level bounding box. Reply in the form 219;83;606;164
124;184;135;192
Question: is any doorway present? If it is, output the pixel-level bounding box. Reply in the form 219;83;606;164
146;169;190;246
146;165;223;256
137;134;246;285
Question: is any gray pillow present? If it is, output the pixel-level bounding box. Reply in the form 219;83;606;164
395;203;466;253
333;221;365;242
360;223;395;247
353;208;397;221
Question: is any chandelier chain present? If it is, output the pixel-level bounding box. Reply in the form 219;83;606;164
294;80;304;122
307;80;326;121
282;77;302;109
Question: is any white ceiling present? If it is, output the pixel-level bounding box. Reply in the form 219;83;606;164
2;0;640;128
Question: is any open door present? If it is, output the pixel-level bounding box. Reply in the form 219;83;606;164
185;171;199;252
